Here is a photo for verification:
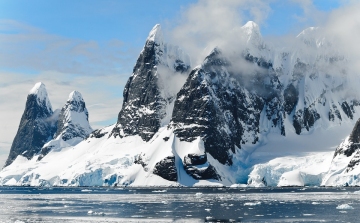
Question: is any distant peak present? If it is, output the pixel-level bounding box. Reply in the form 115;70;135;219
29;82;49;101
68;90;84;102
210;47;222;55
297;27;319;38
147;24;163;43
241;21;262;45
243;21;259;29
242;21;260;35
28;82;52;110
29;82;46;95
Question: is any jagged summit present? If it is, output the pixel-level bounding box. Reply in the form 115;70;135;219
242;21;261;37
37;90;93;161
28;82;52;112
296;26;330;48
111;24;190;141
29;82;46;95
239;21;264;50
54;90;92;141
242;21;259;32
68;90;84;102
147;24;163;43
296;27;319;38
4;83;56;167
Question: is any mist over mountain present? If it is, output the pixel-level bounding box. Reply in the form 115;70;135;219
1;17;360;187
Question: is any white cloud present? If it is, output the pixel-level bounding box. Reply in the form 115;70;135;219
169;0;273;65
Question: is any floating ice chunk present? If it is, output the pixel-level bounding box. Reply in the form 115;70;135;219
205;208;211;212
336;204;354;210
195;192;203;197
81;189;92;192
312;202;320;205
152;190;167;193
244;201;261;206
88;210;93;214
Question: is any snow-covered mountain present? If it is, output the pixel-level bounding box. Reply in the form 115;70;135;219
4;83;57;167
37;91;93;161
2;22;360;187
321;119;360;186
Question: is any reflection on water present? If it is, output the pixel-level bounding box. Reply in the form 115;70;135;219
0;187;359;222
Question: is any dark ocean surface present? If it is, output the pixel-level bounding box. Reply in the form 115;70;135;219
0;186;359;222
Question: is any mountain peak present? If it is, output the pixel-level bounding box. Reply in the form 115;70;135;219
240;21;262;46
68;90;84;102
242;21;260;33
147;24;163;43
297;27;319;38
29;82;47;97
28;82;52;111
243;21;259;29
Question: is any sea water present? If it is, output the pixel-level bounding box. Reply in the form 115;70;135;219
0;186;358;222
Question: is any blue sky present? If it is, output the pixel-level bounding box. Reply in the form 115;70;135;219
0;0;352;166
0;0;344;45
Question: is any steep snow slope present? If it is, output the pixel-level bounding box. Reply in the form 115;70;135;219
0;125;228;187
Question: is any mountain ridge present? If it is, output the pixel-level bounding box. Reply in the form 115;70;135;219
2;22;360;187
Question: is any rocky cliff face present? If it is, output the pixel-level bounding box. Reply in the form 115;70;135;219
111;24;190;141
4;83;57;167
321;119;360;186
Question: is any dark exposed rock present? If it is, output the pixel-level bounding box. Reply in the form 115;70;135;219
343;119;360;172
5;83;57;167
334;119;360;158
88;128;108;139
153;156;177;181
172;49;284;166
292;105;320;135
183;154;220;180
37;145;54;161
111;24;190;142
329;103;342;122
346;150;360;173
184;153;207;166
349;119;360;143
341;101;354;120
304;106;320;131
283;84;298;115
134;153;148;170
